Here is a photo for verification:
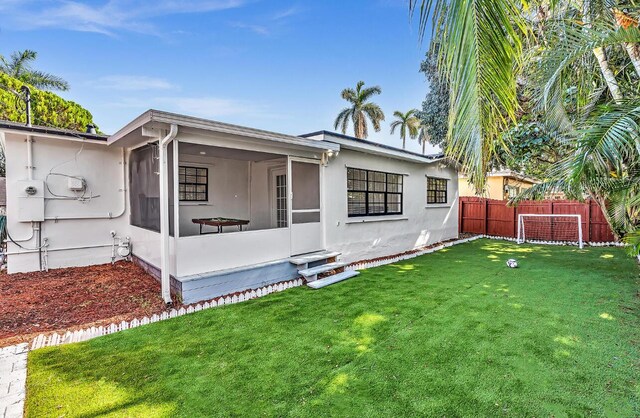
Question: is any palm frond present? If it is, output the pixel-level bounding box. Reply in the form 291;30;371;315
571;100;640;180
535;23;640;113
21;70;70;91
334;107;352;133
340;88;357;103
390;120;402;134
412;0;528;190
362;103;384;132
359;85;383;102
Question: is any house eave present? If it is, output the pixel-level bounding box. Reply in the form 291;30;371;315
108;110;340;153
0;121;108;143
301;131;444;165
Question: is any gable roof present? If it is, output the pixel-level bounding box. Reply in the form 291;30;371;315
300;130;444;164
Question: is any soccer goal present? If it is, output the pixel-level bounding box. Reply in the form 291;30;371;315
517;214;584;248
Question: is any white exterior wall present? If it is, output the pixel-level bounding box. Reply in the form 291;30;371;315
176;153;250;236
249;158;287;230
322;149;459;263
3;123;458;278
4;132;130;273
172;131;319;276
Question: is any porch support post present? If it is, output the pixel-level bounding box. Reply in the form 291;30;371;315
159;124;178;305
172;138;180;241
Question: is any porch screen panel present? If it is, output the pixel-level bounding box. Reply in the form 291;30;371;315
291;161;320;224
130;144;160;232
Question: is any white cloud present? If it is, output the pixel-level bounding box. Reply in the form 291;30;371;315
108;95;276;120
271;6;301;21
6;0;246;36
92;75;176;91
159;96;253;118
230;22;271;36
231;4;302;36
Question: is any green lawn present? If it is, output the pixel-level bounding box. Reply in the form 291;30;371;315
26;240;639;417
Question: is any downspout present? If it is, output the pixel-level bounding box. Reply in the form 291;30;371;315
159;124;178;305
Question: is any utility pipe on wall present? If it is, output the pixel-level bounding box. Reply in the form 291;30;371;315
44;148;127;220
159;124;178;305
26;136;34;181
22;86;34;181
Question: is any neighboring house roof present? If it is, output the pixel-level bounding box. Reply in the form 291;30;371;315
108;109;340;152
0;120;108;142
459;169;540;184
300;130;445;164
0;177;6;206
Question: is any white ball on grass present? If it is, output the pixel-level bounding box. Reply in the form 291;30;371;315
506;259;518;268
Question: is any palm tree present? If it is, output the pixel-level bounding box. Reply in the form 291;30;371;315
0;50;69;91
417;124;430;155
334;81;385;139
408;0;640;252
390;109;420;149
409;0;526;190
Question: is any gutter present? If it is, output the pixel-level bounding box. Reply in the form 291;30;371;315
159;124;178;305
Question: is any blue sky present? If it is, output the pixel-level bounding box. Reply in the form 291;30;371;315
0;0;437;153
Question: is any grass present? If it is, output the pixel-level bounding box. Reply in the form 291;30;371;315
26;240;639;417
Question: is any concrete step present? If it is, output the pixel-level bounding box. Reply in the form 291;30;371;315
307;270;360;289
289;251;341;266
298;261;347;277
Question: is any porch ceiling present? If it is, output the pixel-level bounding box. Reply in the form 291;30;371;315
180;143;283;161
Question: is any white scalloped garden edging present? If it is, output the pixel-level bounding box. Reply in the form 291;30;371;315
30;278;304;350
29;234;625;351
29;236;485;351
346;235;484;271
480;234;624;247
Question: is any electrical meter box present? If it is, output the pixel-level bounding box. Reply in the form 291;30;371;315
17;180;45;222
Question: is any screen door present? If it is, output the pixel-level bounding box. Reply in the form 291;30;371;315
289;159;323;255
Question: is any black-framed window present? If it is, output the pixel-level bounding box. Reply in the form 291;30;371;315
347;168;403;216
427;177;447;204
179;166;208;202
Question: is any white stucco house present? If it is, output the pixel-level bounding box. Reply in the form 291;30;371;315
0;110;459;304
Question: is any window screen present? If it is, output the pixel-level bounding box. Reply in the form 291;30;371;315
427;177;448;204
129;144;160;232
179;166;208;202
347;168;403;216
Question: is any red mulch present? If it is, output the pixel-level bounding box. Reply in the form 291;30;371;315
0;261;174;347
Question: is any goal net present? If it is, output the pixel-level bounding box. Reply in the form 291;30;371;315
517;214;584;248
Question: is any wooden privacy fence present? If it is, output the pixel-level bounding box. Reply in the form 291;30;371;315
458;197;616;242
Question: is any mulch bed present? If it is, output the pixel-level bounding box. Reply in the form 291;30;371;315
0;261;174;347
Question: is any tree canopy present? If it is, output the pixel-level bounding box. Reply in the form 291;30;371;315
0;73;97;132
416;47;448;148
410;0;640;252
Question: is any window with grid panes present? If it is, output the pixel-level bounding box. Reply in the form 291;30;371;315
426;177;447;204
179;166;208;202
347;168;403;216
